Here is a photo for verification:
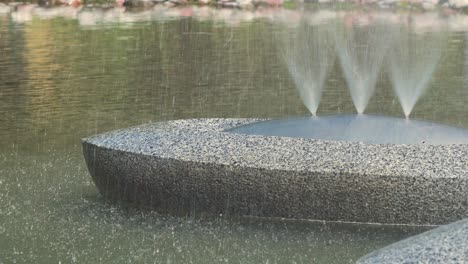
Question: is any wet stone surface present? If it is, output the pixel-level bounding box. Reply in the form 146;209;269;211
82;118;468;226
357;218;468;264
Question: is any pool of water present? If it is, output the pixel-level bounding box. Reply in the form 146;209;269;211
0;5;467;263
228;114;468;144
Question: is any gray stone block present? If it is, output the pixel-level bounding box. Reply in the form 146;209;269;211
357;218;468;263
82;118;468;225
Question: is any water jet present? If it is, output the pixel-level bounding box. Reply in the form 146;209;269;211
387;25;445;118
335;20;391;114
279;20;335;115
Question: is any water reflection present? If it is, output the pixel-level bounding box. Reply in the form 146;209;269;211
465;33;468;84
3;3;468;32
0;7;467;264
0;3;11;15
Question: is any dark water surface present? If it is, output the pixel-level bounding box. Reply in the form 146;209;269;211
0;6;466;263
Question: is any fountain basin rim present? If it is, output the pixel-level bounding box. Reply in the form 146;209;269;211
82;117;468;179
80;141;464;180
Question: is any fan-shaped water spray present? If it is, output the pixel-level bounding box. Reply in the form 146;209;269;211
388;24;445;118
279;19;335;115
335;18;391;114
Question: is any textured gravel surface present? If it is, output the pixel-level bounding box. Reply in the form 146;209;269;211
358;218;468;264
82;118;468;225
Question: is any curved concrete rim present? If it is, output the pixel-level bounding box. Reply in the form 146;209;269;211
82;118;468;225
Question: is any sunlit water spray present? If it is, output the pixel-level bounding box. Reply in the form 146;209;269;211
335;20;391;114
388;25;445;118
279;19;335;115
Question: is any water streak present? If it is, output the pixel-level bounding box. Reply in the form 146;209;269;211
280;19;336;115
465;33;468;88
335;18;391;114
388;25;445;117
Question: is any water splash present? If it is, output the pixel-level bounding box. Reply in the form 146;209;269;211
335;19;391;114
279;19;336;115
388;25;445;118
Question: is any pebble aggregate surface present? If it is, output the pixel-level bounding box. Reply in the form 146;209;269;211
358;218;468;264
82;118;468;225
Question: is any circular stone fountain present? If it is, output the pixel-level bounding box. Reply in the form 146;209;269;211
82;115;468;263
82;116;468;226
